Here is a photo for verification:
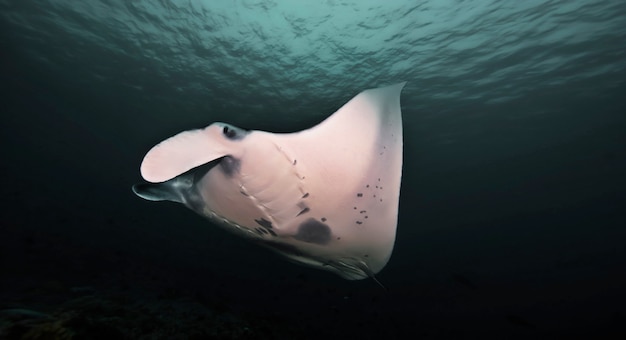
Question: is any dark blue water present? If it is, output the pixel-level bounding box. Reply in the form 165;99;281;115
1;0;625;338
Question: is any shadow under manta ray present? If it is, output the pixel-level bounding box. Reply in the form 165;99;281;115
132;82;406;284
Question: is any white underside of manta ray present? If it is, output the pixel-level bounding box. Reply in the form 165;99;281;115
132;82;406;281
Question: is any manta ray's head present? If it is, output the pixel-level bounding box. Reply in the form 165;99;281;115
138;122;251;184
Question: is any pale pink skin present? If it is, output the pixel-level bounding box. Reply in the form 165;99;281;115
134;83;405;280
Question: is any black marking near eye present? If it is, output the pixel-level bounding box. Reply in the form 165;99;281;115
294;218;331;245
356;221;363;225
357;193;363;197
223;126;238;139
302;193;309;198
296;207;310;216
255;218;273;229
321;217;327;222
220;156;240;176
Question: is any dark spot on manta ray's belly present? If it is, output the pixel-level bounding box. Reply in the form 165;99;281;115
302;192;309;198
356;221;363;225
255;218;273;229
321;217;327;222
220;156;240;176
294;218;331;245
357;193;363;197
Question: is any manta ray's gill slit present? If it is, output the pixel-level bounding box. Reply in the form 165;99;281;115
296;206;310;216
205;208;261;238
253;219;277;237
274;142;307;184
244;188;279;228
238;184;250;197
243;141;307;225
255;218;273;229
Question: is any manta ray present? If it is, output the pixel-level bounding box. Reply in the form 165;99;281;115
132;82;405;281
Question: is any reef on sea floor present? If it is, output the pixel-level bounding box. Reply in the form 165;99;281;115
0;294;258;340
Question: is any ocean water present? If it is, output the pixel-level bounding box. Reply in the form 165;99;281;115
1;0;625;338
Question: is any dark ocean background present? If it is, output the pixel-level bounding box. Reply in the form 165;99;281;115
1;0;625;339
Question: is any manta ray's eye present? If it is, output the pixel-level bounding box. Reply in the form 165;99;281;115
223;125;237;139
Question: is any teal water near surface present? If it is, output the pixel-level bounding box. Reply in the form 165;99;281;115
1;1;625;338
